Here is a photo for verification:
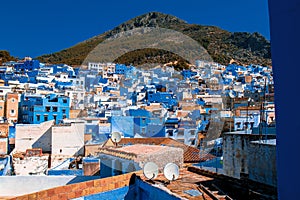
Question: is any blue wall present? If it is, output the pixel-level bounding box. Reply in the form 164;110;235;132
147;92;178;109
181;70;197;79
48;169;83;176
110;116;134;137
76;177;181;200
125;178;182;200
115;64;128;75
19;93;70;124
14;60;40;71
0;156;12;176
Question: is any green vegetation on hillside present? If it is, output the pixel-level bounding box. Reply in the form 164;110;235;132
36;12;272;67
0;50;17;64
114;48;190;70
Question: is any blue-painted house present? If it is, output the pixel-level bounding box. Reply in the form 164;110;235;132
110;116;134;138
181;70;198;79
14;60;40;72
128;109;165;137
147;92;178;109
19;93;70;124
115;64;128;75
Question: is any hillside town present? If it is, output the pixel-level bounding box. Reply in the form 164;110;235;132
0;57;277;199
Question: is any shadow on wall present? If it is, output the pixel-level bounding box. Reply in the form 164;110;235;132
77;174;181;200
32;127;52;152
124;174;181;200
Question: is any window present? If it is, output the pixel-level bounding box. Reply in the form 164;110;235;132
11;98;15;103
10;109;15;116
22;105;28;111
44;115;48;121
236;122;241;129
63;99;67;103
63;114;67;119
53;115;57;121
36;115;40;121
0;106;2;110
62;109;66;114
52;107;58;112
23;115;28;121
46;106;51;112
191;139;196;145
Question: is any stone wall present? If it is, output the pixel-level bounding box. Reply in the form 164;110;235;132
248;141;277;187
13;155;49;175
135;146;183;171
98;145;184;171
223;133;276;179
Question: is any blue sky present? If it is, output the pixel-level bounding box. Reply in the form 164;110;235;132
0;0;270;58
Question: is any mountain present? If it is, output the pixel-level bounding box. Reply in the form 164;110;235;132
36;12;271;67
0;50;17;64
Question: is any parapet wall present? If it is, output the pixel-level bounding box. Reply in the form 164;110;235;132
5;172;140;200
248;141;277;187
223;133;276;179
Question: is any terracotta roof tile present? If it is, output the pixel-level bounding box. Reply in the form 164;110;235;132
104;137;214;163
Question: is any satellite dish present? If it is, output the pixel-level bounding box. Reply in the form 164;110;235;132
228;90;236;98
143;162;159;180
163;163;179;181
111;132;122;143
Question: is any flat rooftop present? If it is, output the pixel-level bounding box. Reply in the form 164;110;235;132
117;144;174;155
140;166;278;200
140;167;218;200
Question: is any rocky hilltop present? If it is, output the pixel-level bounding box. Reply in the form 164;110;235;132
37;12;271;67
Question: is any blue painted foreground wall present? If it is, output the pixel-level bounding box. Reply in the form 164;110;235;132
73;177;181;200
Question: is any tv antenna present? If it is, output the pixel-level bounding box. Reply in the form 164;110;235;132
111;132;121;146
143;162;159;180
163;163;179;182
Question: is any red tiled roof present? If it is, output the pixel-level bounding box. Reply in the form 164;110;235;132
103;137;214;163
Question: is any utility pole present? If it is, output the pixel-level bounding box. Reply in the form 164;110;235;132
245;97;252;133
